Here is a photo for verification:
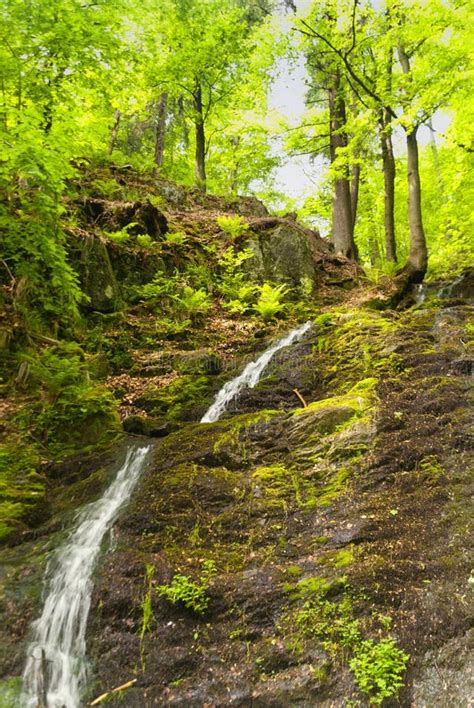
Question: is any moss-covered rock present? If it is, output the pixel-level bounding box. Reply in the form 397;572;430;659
69;234;121;312
0;443;47;543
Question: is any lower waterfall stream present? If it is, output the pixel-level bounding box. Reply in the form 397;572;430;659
22;322;311;707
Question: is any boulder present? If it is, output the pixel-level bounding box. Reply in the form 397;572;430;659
122;414;178;437
243;221;324;290
82;198;168;239
70;235;121;313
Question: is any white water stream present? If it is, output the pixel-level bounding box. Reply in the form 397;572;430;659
201;321;311;423
22;322;311;707
22;443;152;708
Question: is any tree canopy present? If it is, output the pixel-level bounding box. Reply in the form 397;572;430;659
1;0;473;331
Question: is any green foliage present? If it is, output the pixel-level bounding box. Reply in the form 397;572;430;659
349;639;409;705
283;575;409;705
104;223;140;244
157;560;217;615
16;343;120;456
137;271;175;301
217;246;256;313
164;231;188;246
253;283;288;321
173;287;211;320
216;215;249;239
139;564;155;669
136;234;154;248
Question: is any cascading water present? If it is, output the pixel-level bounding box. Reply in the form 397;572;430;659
22;443;152;708
201;321;311;423
22;322;311;707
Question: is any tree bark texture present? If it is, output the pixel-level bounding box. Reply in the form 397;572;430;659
398;44;428;281
193;82;207;192
380;112;397;262
108;110;122;156
328;73;357;260
405;127;428;279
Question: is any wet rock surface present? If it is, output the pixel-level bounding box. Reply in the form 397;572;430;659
1;296;473;707
85;300;473;706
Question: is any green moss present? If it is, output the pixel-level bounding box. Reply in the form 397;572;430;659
136;375;213;420
213;409;280;451
317;546;355;569
315;466;352;507
0;443;46;542
0;677;22;707
292;378;377;419
280;575;409;705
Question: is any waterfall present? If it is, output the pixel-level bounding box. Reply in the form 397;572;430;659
22;322;311;707
201;321;311;423
22;443;152;708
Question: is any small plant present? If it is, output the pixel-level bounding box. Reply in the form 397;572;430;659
216;214;249;239
104;222;140;244
139;564;155;669
136;234;154;248
137;272;176;301
164;230;188;246
349;638;409;705
173;286;211;320
157;560;217;615
253;283;288;321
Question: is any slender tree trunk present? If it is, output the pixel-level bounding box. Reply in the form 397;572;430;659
108;110;121;155
350;164;360;232
405;126;427;280
380;112;397;262
154;93;168;169
380;36;397;263
328;73;357;260
193;82;206;192
398;44;427;281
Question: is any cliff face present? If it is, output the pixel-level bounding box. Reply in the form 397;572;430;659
0;168;472;707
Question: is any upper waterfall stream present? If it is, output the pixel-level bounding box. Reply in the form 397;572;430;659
23;322;311;707
201;321;311;423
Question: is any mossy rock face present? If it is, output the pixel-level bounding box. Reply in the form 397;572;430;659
122;414;177;437
81;197;168;238
0;443;48;544
133;375;215;421
244;223;320;289
3;288;473;707
69;235;121;313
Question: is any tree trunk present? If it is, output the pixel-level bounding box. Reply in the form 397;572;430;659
380;112;397;262
154;93;168;169
397;43;427;282
405;127;427;280
350;163;360;232
193;82;206;192
328;74;357;260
